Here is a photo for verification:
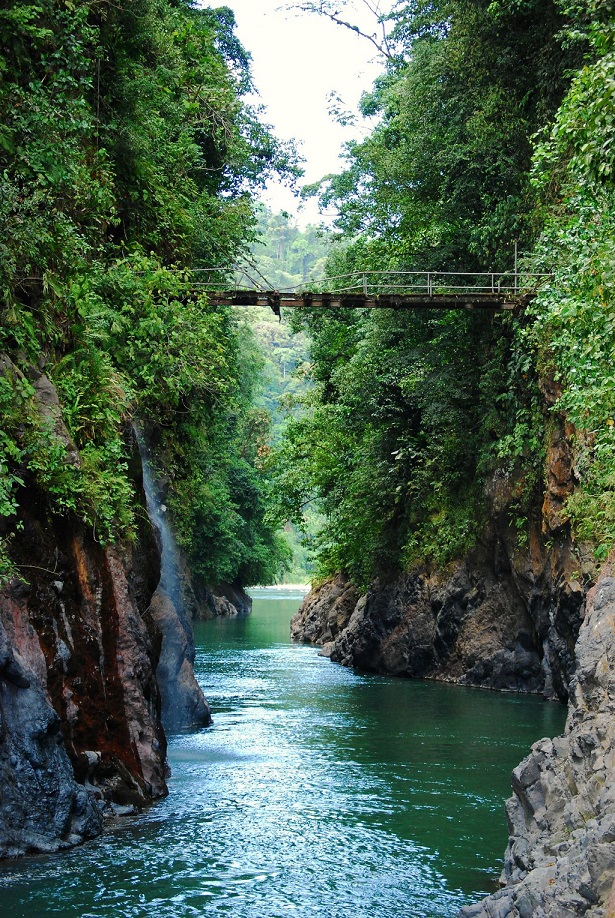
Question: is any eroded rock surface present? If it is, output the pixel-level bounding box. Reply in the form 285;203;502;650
148;572;250;731
460;575;615;917
0;505;168;856
149;584;211;732
0;365;169;856
0;614;102;857
292;422;586;701
291;543;580;699
290;574;359;653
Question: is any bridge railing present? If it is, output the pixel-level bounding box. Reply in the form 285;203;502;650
187;268;553;297
304;270;552;296
188;267;260;290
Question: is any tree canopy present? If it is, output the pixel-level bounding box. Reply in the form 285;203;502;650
274;0;615;586
0;0;297;585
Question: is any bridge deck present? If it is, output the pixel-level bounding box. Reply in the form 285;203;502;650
207;290;529;314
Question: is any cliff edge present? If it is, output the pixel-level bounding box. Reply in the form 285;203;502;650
461;573;615;917
291;420;586;702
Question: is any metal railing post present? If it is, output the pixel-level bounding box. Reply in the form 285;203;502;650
427;272;432;297
362;273;368;295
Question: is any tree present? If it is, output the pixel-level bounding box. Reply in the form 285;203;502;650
274;0;607;586
0;0;297;585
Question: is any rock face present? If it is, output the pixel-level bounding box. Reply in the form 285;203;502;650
0;612;102;858
291;542;582;700
148;574;251;731
290;574;360;650
0;361;247;858
0;494;168;857
191;579;253;620
148;581;211;733
460;575;615;917
136;428;222;733
147;572;250;732
0;365;168;857
292;416;615;914
291;421;586;702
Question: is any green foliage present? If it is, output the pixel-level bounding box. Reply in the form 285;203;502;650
276;0;613;586
528;196;615;554
274;305;538;587
234;206;336;581
0;0;295;585
248;206;332;289
309;0;577;269
522;10;615;558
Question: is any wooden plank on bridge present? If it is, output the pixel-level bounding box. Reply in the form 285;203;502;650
206;290;529;314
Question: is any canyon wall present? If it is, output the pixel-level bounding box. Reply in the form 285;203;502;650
137;427;250;733
292;419;587;703
292;418;615;914
460;572;615;918
0;366;227;857
0;487;167;857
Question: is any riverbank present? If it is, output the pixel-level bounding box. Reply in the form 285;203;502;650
0;591;566;917
291;561;615;914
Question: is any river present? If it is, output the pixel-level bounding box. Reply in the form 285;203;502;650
0;588;566;917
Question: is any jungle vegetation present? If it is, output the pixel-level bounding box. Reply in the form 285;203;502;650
275;0;615;587
1;0;613;593
0;0;297;586
239;207;330;582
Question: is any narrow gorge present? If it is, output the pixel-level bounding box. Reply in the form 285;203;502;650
1;0;614;916
291;416;615;914
0;362;250;857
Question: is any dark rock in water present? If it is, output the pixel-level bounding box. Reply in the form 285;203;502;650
292;556;550;695
0;616;102;858
459;574;615;917
0;510;168;856
149;588;211;731
215;583;252;617
291;574;358;647
292;421;586;701
190;578;253;620
0;365;169;857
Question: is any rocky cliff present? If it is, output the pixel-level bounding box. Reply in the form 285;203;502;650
292;418;615;912
0;486;167;857
136;427;249;734
291;418;588;703
460;572;615;917
0;366;221;858
291;538;583;701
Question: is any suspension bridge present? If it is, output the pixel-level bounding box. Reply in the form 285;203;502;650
193;267;550;317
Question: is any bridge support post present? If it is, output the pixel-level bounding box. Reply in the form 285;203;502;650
267;292;281;319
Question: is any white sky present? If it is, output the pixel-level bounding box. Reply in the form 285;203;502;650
204;1;387;224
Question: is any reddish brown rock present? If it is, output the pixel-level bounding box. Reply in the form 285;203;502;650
0;490;169;856
3;497;168;808
0;361;170;856
542;419;576;534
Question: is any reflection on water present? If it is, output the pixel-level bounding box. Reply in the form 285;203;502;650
0;589;566;918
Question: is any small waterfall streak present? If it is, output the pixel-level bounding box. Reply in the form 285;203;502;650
134;424;181;608
133;423;211;731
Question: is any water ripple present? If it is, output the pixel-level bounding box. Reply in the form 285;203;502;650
0;595;566;918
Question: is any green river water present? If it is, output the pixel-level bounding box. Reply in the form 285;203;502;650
0;588;566;917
